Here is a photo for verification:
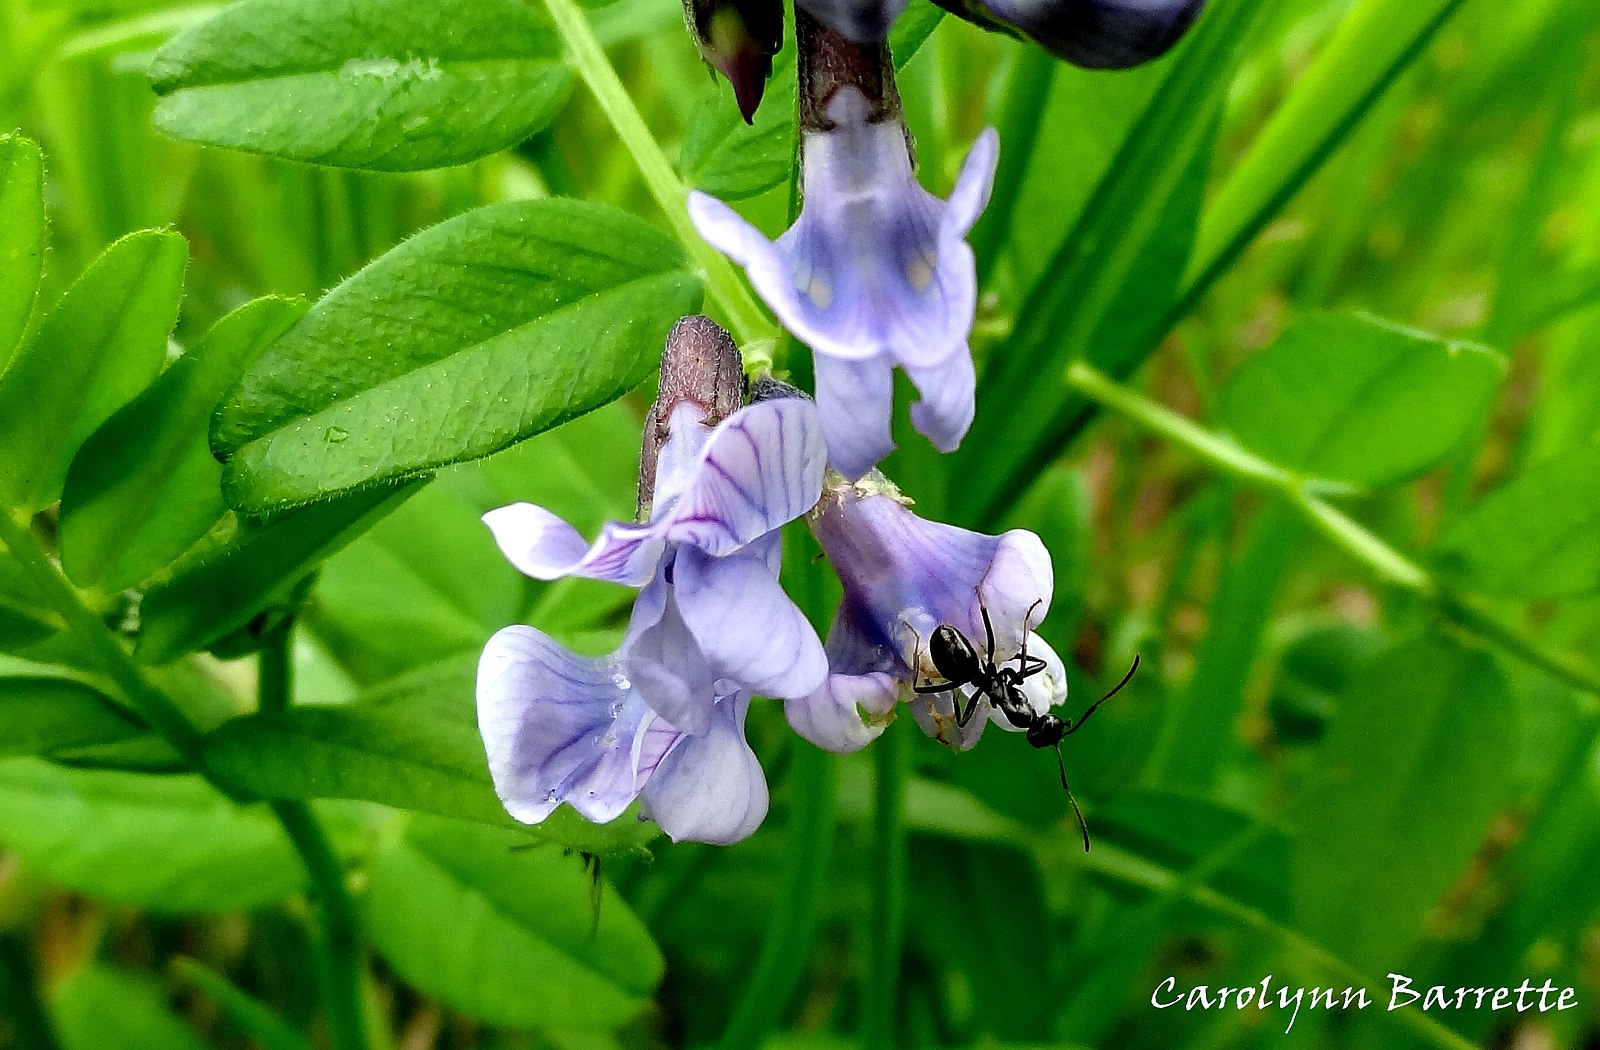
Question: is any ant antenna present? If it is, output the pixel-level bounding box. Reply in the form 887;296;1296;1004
1067;653;1141;736
1053;746;1090;853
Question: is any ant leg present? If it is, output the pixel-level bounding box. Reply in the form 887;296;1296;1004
979;601;997;664
954;689;982;728
1065;654;1141;736
1053;746;1092;853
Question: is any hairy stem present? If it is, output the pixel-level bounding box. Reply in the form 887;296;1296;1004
537;0;775;361
1065;361;1600;699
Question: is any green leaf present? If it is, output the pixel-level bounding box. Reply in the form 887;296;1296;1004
59;297;307;592
0;552;56;653
1291;636;1514;969
0;135;46;371
1434;441;1600;599
1219;313;1505;487
136;482;419;664
0;758;307;911
364;815;662;1029
149;0;571;172
0;229;187;512
0;675;147;757
212;199;702;514
201;702;658;855
54;966;210;1050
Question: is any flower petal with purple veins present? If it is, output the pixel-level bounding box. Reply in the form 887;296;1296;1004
483;504;663;587
812;354;895;482
642;691;769;844
660;397;828;556
477;625;682;825
673;544;829;700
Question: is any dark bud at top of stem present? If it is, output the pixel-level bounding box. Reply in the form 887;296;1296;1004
936;0;1205;70
639;316;747;515
683;0;784;123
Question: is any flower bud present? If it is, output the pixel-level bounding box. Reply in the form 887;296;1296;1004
941;0;1206;70
683;0;785;123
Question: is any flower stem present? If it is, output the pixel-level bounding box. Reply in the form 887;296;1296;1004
536;0;775;361
865;717;910;1050
1064;361;1600;699
259;626;369;1050
715;745;838;1050
0;509;210;772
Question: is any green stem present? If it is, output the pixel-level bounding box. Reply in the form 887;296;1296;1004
864;718;910;1050
715;746;838;1050
537;0;775;361
0;509;210;771
259;628;368;1050
1064;362;1600;699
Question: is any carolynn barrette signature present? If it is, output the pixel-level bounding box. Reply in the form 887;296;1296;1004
1151;974;1578;1034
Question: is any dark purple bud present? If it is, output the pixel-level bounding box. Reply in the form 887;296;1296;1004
683;0;784;123
953;0;1205;70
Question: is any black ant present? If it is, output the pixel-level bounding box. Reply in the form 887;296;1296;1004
914;601;1140;852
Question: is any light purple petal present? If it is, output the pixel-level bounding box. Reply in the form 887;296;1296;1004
813;354;895;481
483;503;663;587
641;693;769;844
622;571;718;736
673;545;827;700
975;530;1055;660
905;346;976;455
943;129;1000;240
660;398;827;556
477;626;681;825
693;88;984;374
786;671;899;753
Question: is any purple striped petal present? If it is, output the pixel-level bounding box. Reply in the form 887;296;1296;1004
621;572;719;736
661;397;827;556
641;692;768;844
674;545;828;700
483;503;663;587
477;626;682;825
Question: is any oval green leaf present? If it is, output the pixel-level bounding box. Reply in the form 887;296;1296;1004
60;297;307;592
0;229;187;512
150;0;571;172
364;815;662;1029
0;676;147;758
212;199;703;515
1220;313;1505;487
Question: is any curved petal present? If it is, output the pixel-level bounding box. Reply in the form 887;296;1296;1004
674;546;829;700
662;398;828;556
974;530;1055;660
943;128;1000;240
642;693;769;844
477;626;681;825
814;354;895;481
905;345;976;455
786;671;900;753
483;503;662;587
622;572;718;736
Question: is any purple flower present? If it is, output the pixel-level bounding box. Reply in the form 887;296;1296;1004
793;0;908;42
688;86;999;480
787;474;1068;753
477;396;828;843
